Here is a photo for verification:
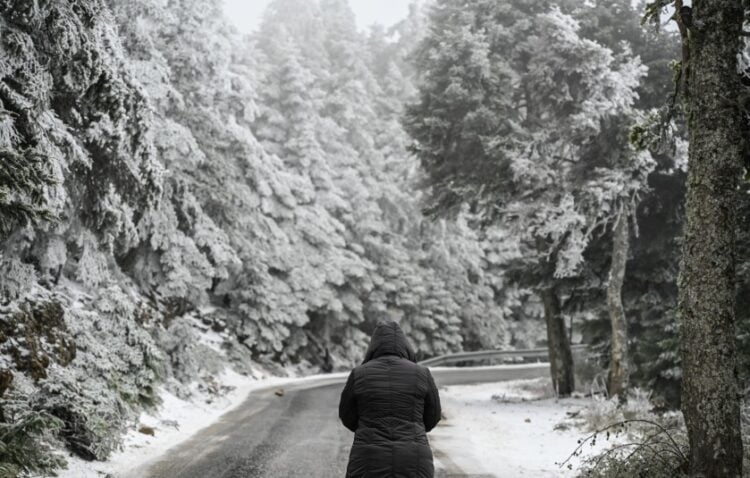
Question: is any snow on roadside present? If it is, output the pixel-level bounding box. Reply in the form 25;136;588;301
431;377;607;477
54;367;348;478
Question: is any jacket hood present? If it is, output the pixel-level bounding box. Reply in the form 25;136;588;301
363;320;417;363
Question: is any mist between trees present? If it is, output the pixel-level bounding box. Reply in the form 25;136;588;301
0;0;748;476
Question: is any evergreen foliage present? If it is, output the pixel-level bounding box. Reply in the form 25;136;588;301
0;391;65;478
404;0;657;396
0;0;527;470
405;0;649;278
1;0;745;472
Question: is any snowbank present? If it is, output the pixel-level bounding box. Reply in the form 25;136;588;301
431;377;608;477
53;368;348;478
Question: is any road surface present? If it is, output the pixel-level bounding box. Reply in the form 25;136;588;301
132;363;550;478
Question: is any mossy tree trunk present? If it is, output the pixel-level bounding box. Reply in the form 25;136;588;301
607;215;630;398
540;286;575;397
679;1;745;475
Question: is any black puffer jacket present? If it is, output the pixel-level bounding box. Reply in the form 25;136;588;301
339;321;441;478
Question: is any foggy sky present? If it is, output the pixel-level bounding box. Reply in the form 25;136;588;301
223;0;411;33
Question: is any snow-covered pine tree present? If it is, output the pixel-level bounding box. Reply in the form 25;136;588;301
405;0;648;395
1;0;168;469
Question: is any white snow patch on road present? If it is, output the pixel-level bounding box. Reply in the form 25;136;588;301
54;367;348;478
431;377;606;477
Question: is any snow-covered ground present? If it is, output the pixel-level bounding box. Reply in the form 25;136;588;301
52;368;607;478
431;377;607;477
53;368;348;478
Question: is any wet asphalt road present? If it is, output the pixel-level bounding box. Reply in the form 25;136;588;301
134;364;549;478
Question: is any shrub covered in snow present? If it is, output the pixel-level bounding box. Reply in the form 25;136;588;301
568;390;690;478
0;285;164;464
0;389;65;478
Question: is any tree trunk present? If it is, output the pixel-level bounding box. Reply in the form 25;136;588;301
607;216;630;399
679;2;744;475
540;286;574;397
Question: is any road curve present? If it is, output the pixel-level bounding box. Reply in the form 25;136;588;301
133;363;550;478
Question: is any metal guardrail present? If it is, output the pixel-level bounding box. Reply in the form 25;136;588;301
418;344;588;367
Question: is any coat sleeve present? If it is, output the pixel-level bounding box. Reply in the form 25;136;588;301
423;368;441;432
338;369;358;432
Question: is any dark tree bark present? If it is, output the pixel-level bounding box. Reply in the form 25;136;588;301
540;286;574;397
679;1;745;475
607;216;630;398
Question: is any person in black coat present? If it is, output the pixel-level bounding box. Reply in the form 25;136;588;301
338;320;441;478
